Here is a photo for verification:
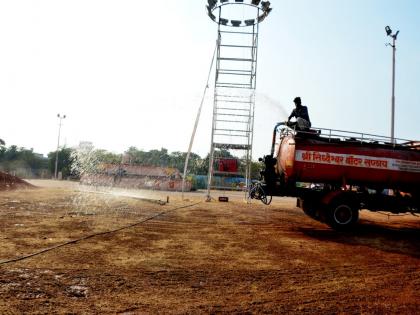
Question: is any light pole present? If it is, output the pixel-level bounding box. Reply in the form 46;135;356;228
54;114;66;179
385;25;399;144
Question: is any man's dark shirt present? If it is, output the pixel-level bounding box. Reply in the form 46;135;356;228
288;105;311;124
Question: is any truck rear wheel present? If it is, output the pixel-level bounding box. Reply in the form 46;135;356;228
327;201;359;230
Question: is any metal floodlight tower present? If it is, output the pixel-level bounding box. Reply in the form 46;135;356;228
205;0;272;200
385;25;399;144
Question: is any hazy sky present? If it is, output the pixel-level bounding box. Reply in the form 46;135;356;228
1;0;419;159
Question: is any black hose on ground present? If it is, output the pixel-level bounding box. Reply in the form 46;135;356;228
0;202;201;266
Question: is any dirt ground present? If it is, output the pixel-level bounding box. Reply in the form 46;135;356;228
0;171;33;191
1;180;419;314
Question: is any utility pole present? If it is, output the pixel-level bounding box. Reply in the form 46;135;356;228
385;26;399;144
55;114;66;179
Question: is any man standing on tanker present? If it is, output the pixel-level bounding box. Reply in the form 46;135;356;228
287;97;311;130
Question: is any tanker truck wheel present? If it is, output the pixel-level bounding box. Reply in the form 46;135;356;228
327;200;359;230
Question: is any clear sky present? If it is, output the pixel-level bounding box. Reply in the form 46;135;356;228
1;0;419;159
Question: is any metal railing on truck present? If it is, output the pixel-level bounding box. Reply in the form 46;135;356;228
271;122;419;157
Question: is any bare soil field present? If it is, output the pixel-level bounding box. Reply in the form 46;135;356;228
0;171;33;191
1;180;419;314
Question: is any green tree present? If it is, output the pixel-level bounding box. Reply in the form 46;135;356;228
4;145;18;161
195;153;210;175
94;150;121;164
48;148;73;178
0;145;48;177
250;160;262;180
124;147;206;175
0;139;6;161
168;151;202;175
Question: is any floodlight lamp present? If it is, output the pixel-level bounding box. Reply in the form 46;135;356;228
207;5;217;20
245;19;255;26
208;11;216;21
261;1;271;11
220;18;228;25
206;0;272;26
208;0;217;9
231;20;242;27
257;12;267;22
385;26;392;36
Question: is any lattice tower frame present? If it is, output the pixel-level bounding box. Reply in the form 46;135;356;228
205;0;272;200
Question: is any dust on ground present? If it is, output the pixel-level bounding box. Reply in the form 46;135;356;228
1;180;419;314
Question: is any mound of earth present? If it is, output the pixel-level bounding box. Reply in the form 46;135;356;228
0;171;33;191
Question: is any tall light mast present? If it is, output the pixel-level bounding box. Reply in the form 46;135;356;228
205;0;272;200
385;25;399;144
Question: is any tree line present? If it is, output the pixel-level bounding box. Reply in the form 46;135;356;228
0;139;261;179
0;142;49;178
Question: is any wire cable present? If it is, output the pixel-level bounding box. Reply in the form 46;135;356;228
0;202;201;266
181;41;218;199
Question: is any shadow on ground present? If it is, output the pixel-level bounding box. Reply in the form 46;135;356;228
298;219;420;258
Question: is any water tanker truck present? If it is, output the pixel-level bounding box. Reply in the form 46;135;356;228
250;123;420;230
